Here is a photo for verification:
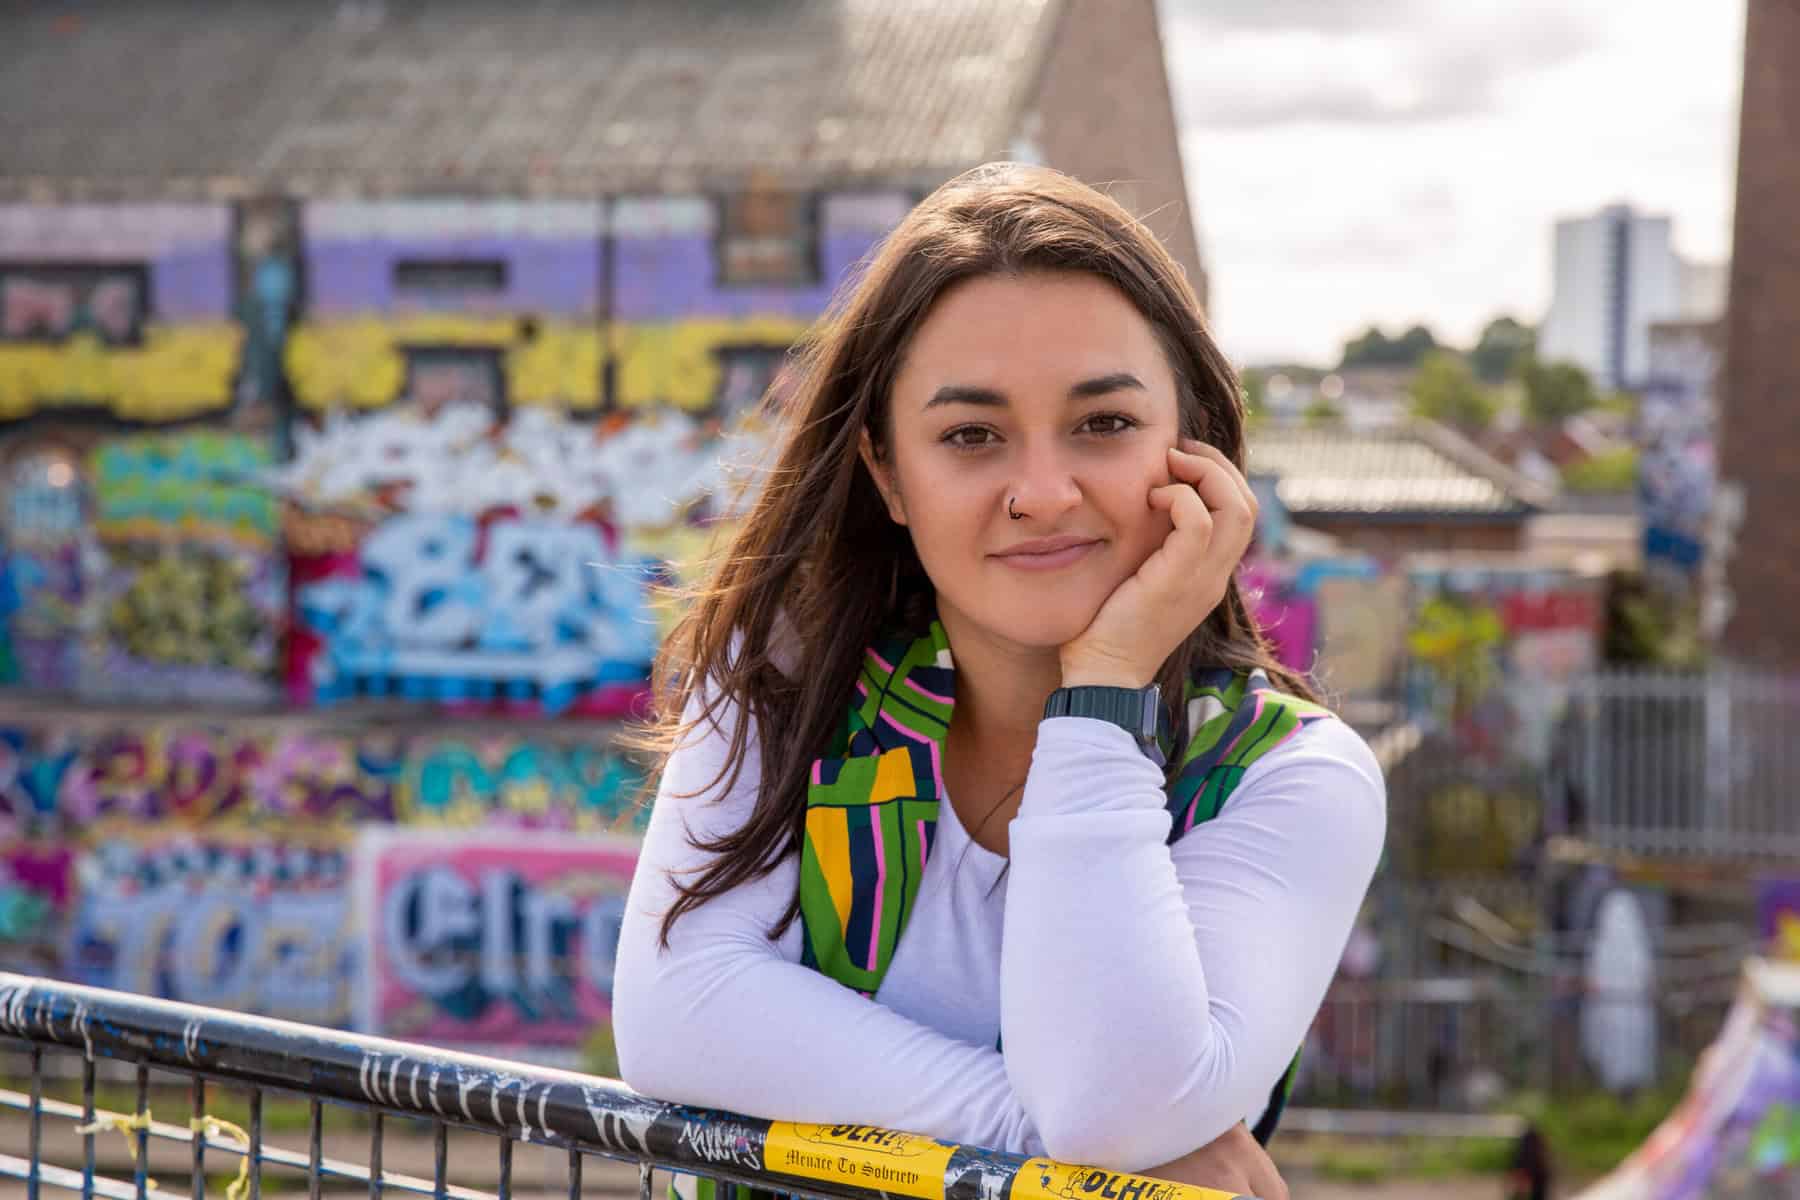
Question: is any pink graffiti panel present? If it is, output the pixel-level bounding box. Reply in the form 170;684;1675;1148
358;828;639;1046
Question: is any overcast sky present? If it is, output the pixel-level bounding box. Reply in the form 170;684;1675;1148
1159;1;1746;366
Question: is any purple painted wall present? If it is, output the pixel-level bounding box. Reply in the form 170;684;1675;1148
306;238;603;316
0;204;231;320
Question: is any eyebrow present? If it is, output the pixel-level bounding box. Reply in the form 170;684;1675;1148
923;372;1147;410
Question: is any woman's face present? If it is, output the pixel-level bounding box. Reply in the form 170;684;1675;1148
864;270;1185;652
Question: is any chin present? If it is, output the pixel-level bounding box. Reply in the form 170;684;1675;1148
967;598;1098;651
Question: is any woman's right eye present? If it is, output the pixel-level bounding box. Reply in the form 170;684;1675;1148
942;425;997;450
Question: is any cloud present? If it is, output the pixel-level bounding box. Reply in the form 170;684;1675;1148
1161;2;1607;130
1165;2;1744;363
1160;0;1429;35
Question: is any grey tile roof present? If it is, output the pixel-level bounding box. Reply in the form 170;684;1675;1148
0;0;1062;198
1247;422;1551;519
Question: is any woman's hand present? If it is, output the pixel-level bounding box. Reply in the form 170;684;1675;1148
1059;439;1258;688
1141;1123;1288;1200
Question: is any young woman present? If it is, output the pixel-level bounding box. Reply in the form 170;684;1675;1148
613;163;1385;1200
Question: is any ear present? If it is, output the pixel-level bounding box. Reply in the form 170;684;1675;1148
858;428;908;526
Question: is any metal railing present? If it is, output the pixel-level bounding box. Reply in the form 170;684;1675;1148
0;973;1251;1200
1556;666;1800;860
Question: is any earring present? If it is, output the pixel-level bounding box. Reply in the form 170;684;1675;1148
1009;496;1026;521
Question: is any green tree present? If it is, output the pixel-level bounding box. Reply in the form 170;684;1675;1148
1469;316;1536;384
1241;368;1267;416
1560;446;1638;493
1521;358;1598;425
1396;324;1439;364
1341;323;1441;369
1303;396;1342;425
1409;351;1495;429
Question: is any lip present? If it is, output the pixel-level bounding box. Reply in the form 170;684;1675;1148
991;534;1103;570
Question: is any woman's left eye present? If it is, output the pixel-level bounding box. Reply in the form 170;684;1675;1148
1081;412;1139;436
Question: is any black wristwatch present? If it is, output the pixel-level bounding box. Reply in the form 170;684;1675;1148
1043;683;1166;767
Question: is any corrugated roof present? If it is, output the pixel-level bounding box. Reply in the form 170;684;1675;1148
0;0;1063;198
1247;422;1551;519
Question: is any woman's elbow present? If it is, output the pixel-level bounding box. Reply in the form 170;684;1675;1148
609;961;680;1097
1026;1071;1268;1171
1030;1094;1178;1170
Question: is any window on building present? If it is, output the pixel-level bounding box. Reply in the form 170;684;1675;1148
713;343;794;420
0;264;149;345
401;346;506;414
717;191;818;286
393;259;508;296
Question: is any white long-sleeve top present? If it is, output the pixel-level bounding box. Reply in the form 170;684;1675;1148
613;680;1386;1171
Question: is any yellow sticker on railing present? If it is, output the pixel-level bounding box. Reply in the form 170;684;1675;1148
764;1122;957;1199
1012;1159;1246;1200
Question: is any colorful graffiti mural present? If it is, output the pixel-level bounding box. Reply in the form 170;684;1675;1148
0;189;921;1040
1241;553;1406;699
291;512;659;714
1;190;908;715
1761;880;1800;962
65;835;359;1025
2;446;88;691
1405;563;1603;766
0;718;647;840
1641;323;1719;582
0;841;67;970
269;402;758;527
358;829;639;1045
82;430;286;701
1;709;648;1024
0;205;243;422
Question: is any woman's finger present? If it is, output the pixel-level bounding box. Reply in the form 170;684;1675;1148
1168;446;1250;517
1143;484;1221;606
1180;439;1258;517
1154;481;1215;542
1169;450;1253;555
1179;439;1257;520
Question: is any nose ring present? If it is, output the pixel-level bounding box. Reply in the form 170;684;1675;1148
1008;496;1025;521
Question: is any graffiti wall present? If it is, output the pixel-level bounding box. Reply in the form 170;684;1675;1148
1405;561;1604;766
0;205;243;423
0;717;647;841
0;186;913;1034
85;430;286;702
1242;554;1408;699
65;834;359;1026
2;444;88;691
1641;322;1719;583
357;829;639;1046
1;189;910;717
288;507;661;715
0;710;649;1021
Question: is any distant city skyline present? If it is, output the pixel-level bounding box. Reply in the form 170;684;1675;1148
1160;1;1745;367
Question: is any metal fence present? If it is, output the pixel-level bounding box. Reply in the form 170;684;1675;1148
1556;666;1800;860
1282;870;1758;1112
0;972;1252;1200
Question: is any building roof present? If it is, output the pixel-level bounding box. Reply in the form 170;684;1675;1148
0;0;1063;200
1247;421;1553;520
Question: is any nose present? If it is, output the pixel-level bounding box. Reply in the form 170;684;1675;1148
1006;442;1083;522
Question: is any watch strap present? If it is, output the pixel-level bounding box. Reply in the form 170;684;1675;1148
1043;684;1160;743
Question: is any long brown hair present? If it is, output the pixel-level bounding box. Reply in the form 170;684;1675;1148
632;162;1316;947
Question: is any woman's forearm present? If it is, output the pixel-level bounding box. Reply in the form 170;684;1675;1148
615;688;1045;1157
1000;717;1385;1169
